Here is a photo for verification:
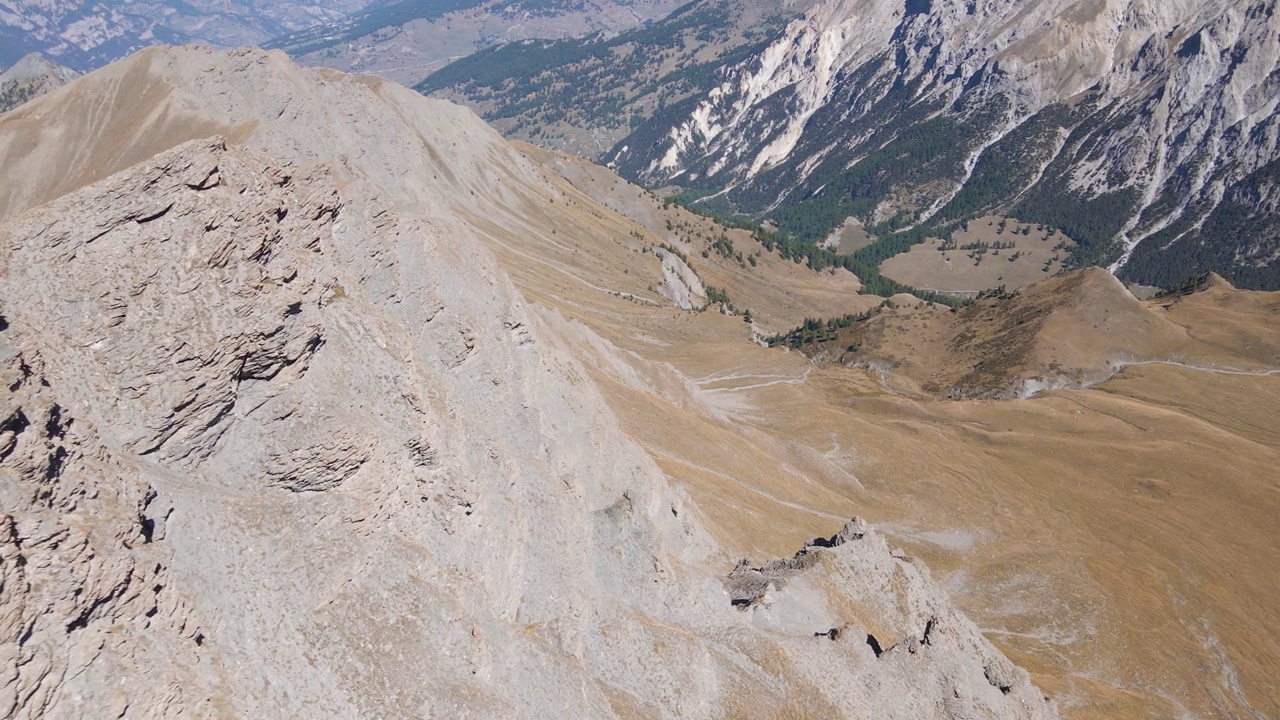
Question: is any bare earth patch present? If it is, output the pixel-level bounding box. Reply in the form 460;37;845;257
879;216;1075;296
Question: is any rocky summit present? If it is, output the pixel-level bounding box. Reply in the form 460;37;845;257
0;46;1057;718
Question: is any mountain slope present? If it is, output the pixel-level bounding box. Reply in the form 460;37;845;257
0;46;1055;718
422;0;1280;290
605;0;1280;290
419;0;820;158
4;43;1279;720
491;140;1280;720
270;0;689;87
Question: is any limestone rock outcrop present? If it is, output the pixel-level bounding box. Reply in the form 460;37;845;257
655;246;708;310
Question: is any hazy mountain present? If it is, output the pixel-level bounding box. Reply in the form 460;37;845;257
0;0;374;70
423;0;1280;291
0;52;79;112
270;0;690;87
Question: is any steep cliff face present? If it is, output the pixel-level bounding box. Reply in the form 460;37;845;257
606;0;1280;289
0;47;1056;718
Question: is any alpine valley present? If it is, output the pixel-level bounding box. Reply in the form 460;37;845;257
423;0;1280;292
269;0;694;87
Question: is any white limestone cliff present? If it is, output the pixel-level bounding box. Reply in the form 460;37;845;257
618;0;1280;271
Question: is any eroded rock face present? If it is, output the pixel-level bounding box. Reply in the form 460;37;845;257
726;519;1046;716
0;307;217;720
655;246;708;310
0;47;1057;719
2;139;335;467
0;137;345;718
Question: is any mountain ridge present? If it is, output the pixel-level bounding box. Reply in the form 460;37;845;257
3;43;1279;720
608;0;1280;289
0;52;79;112
0;45;1056;719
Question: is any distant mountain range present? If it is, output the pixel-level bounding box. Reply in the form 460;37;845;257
422;0;1280;291
267;0;690;87
8;0;1278;290
0;0;374;70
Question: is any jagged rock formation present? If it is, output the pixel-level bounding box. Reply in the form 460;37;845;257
605;0;1280;289
0;54;78;113
0;46;1056;718
0;0;373;70
723;518;1041;713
